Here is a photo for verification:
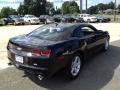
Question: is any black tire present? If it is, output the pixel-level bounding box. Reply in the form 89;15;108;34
44;20;47;24
13;22;16;26
87;19;90;23
99;20;102;23
65;53;82;79
102;38;109;52
22;22;25;25
28;20;31;25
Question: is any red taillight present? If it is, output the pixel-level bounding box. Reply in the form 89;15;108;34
32;49;41;54
41;49;51;55
32;49;51;57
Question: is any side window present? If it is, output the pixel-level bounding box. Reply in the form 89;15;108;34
81;26;96;35
72;27;84;37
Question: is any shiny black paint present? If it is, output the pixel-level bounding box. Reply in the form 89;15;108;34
7;23;110;77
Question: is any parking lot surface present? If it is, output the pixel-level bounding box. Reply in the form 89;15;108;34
0;23;120;90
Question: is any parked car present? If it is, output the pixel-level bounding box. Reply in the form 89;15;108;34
61;14;76;23
3;15;24;25
39;15;54;24
78;14;97;23
23;14;40;24
7;23;110;80
72;15;84;23
53;15;62;23
96;16;111;23
0;18;8;25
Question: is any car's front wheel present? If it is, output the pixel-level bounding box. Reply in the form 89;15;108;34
66;54;82;79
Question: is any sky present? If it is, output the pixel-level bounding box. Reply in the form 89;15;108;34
0;0;120;10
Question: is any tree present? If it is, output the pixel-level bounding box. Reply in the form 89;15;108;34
88;1;115;14
62;1;70;14
69;1;79;14
0;7;17;18
17;4;28;15
18;0;47;16
97;3;107;11
46;2;54;15
55;8;61;14
88;6;98;14
62;1;79;14
107;1;114;9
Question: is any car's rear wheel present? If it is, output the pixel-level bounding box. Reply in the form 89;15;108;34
66;54;82;79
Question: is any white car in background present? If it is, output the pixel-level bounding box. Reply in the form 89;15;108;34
78;14;97;23
23;15;40;24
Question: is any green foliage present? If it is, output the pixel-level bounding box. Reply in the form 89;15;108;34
17;0;54;16
0;7;17;18
17;4;28;15
55;8;61;14
46;2;55;15
88;6;98;14
107;2;114;9
62;1;70;14
62;1;79;14
88;1;115;14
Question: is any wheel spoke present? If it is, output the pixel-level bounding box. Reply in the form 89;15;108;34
71;56;81;76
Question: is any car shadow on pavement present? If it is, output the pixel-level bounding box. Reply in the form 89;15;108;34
26;40;120;90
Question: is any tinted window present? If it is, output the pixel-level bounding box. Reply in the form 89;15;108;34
80;26;97;35
81;27;95;32
27;26;72;41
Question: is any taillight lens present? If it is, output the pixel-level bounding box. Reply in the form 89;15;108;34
32;49;51;57
32;49;41;54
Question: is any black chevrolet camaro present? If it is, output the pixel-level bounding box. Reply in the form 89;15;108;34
7;23;110;80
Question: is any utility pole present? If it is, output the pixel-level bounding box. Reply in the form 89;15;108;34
80;0;82;14
114;0;116;21
86;0;87;13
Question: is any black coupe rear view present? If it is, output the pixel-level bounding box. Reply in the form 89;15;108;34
7;23;110;80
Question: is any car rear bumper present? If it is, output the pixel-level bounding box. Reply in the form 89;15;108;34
31;20;40;24
8;58;48;76
7;49;50;76
15;21;24;24
90;19;97;22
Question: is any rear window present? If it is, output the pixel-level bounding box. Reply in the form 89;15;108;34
27;26;72;41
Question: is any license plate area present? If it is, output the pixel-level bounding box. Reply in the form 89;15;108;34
15;55;23;63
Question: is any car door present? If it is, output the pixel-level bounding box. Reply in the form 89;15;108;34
80;25;102;53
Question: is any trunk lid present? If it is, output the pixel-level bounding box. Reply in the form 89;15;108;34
10;35;63;49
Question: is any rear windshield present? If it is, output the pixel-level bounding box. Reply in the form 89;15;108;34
27;26;72;41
